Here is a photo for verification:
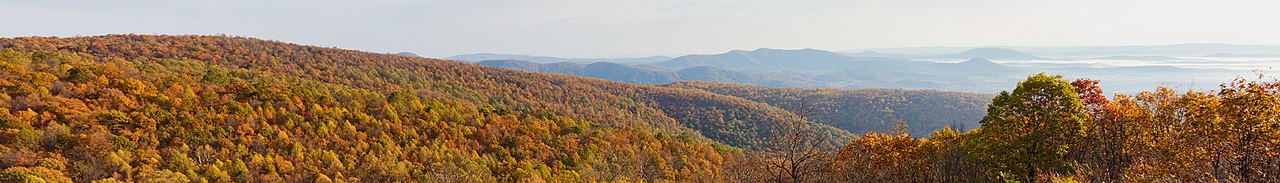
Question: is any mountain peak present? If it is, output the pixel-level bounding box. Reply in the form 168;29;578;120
448;53;672;64
396;52;421;57
658;48;857;70
955;57;1009;69
950;48;1041;60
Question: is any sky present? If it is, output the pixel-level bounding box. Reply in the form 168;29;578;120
3;0;1280;58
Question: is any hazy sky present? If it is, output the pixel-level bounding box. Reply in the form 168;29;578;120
3;0;1280;58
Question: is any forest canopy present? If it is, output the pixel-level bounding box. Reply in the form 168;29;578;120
0;35;1276;182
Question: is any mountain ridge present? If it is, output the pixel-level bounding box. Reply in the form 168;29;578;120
656;48;926;71
0;35;856;149
448;53;672;64
847;47;1043;60
476;59;817;87
395;51;421;57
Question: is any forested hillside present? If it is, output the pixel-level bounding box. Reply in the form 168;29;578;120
819;74;1280;182
667;81;991;136
0;35;849;182
0;44;738;182
2;35;1277;182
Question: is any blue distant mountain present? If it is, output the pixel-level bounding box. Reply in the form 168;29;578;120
848;47;1044;60
942;48;1043;60
396;52;421;57
850;43;1280;58
475;59;816;87
448;53;672;64
476;48;1036;93
473;46;1250;94
955;58;1008;69
657;48;923;71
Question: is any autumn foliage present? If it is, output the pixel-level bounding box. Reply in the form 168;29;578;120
818;73;1280;182
1;35;1277;182
0;35;742;182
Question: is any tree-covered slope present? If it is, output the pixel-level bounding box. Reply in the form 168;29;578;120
476;59;817;87
0;35;850;182
0;47;740;182
666;81;991;136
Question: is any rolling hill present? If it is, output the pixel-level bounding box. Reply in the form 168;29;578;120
475;48;1036;93
849;43;1280;58
476;59;816;87
0;35;853;182
394;52;421;57
447;53;671;64
939;48;1043;60
656;48;874;70
666;81;992;136
847;47;1044;60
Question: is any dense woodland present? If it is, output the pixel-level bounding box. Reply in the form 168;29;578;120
0;35;1277;182
666;81;991;136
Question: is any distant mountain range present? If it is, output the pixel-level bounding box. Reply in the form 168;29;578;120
448;53;672;64
476;48;1030;93
462;44;1266;94
476;59;816;87
652;48;1021;75
656;48;882;70
848;47;1042;60
847;43;1280;58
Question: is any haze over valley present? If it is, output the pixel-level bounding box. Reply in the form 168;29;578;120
456;44;1275;94
5;0;1280;182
